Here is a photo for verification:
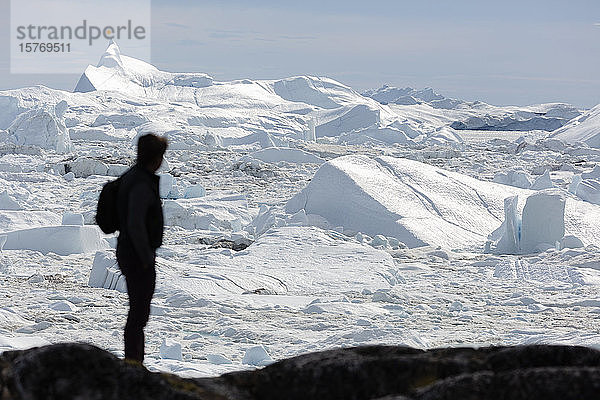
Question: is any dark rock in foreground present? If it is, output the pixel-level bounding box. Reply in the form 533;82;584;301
1;343;599;400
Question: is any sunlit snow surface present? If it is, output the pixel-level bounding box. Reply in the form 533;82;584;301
0;43;600;378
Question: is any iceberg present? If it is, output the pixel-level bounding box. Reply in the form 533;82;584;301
286;155;600;250
551;104;600;148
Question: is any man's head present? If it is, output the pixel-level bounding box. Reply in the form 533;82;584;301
137;134;168;172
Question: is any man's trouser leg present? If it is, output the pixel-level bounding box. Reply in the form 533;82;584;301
121;261;156;363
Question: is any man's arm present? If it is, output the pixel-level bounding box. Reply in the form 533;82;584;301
127;183;155;266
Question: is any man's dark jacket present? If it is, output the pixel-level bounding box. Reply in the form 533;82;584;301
116;165;164;266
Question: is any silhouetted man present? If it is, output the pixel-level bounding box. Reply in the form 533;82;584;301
117;133;167;363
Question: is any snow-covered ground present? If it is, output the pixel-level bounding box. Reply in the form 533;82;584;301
1;42;599;378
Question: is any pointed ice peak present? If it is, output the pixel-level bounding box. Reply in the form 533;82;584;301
97;40;123;69
74;41;212;95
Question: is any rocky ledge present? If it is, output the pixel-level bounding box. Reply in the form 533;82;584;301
1;343;599;399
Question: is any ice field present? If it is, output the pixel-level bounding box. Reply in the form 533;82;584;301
1;42;600;377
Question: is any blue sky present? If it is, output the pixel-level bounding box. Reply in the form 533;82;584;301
1;0;599;107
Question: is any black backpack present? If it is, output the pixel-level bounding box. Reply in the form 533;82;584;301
95;177;122;234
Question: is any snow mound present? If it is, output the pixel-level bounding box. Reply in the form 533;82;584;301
316;104;381;137
246;147;325;164
286;155;513;249
163;193;253;231
0;211;61;232
5;101;72;153
270;75;386;111
157;226;395;297
74;41;213;97
551;104;600;148
338;125;412;146
2;226;109;255
286;155;600;250
272;76;349;109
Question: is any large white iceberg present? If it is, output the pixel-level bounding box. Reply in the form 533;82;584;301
75;41;213;96
2;225;109;255
5;101;72;153
492;191;568;254
520;191;565;253
0;42;466;153
286;155;600;250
